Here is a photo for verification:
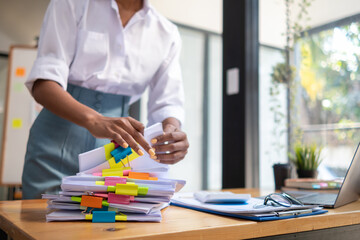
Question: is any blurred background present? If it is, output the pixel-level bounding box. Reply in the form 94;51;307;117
0;0;360;199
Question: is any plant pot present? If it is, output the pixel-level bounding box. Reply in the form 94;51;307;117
296;169;318;178
273;163;292;190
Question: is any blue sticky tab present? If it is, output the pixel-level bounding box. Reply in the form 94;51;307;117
111;147;132;163
92;211;116;223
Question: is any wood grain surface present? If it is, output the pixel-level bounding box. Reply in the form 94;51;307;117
0;189;359;240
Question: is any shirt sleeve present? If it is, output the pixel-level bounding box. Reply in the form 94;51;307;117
147;28;185;127
25;0;78;94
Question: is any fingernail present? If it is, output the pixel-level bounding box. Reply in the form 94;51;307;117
151;138;157;144
151;155;157;160
122;143;129;148
149;148;156;157
138;150;144;156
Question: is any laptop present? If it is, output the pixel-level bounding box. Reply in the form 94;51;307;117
284;143;360;208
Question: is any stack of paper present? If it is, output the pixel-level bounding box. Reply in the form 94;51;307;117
43;123;186;223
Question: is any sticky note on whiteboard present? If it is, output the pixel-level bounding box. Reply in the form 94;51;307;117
15;67;26;77
12;118;23;129
226;68;239;95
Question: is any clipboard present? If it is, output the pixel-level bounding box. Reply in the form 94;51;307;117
170;202;328;221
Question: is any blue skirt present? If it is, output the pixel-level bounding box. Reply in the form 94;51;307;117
22;84;130;199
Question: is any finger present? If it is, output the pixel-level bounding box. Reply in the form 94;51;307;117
110;132;128;148
118;129;144;156
152;131;186;145
163;123;177;133
119;120;154;156
127;117;145;135
129;128;155;157
153;141;188;153
156;150;187;165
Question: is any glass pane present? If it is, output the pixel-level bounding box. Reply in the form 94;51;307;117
207;34;223;190
297;22;360;179
167;27;205;191
259;46;287;190
0;57;8;159
139;27;205;191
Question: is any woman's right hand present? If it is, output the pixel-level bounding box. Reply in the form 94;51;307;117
32;80;155;157
84;115;155;157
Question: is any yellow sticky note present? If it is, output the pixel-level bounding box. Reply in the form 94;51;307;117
102;168;124;177
115;183;138;196
104;142;115;160
12;118;23;129
15;67;25;77
115;213;127;221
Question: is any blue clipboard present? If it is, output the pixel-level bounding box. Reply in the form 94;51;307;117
170;202;328;221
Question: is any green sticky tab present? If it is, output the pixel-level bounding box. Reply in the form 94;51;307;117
138;186;149;196
104;142;115;160
102;200;109;207
71;196;82;203
115;183;138;196
107;186;116;192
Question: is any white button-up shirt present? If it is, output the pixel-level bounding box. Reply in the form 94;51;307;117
26;0;185;125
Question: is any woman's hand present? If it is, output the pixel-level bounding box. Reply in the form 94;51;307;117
85;115;155;157
31;80;155;157
151;118;189;164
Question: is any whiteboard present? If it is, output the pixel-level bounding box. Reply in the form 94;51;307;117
0;46;40;185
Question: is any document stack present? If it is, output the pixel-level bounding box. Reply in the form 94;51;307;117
43;123;186;223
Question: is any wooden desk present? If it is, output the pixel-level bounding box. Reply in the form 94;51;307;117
0;189;360;240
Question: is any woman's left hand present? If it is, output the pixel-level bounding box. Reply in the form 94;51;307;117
151;118;189;164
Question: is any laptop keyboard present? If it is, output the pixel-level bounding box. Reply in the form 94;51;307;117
285;191;337;206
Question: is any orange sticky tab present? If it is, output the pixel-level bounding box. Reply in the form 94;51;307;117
15;67;25;77
80;195;103;208
128;172;150;180
149;177;158;181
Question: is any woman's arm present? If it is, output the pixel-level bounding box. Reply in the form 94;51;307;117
32;80;155;157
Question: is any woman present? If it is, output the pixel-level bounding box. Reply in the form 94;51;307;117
22;0;189;199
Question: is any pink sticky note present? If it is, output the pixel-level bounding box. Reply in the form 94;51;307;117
92;172;102;176
130;196;135;201
94;193;108;198
108;193;130;204
123;170;130;176
104;177;126;186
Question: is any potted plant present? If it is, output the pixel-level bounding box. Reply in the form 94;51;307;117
289;143;322;178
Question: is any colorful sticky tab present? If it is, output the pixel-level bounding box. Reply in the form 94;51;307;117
111;146;132;163
95;181;105;185
12;118;23;129
128;172;150;180
108;193;131;204
115;212;127;221
81;195;103;208
115;183;138;196
102;169;124;177
107;186;116;192
138;186;149;196
15;67;25;77
111;140;120;148
123;170;131;176
104;142;116;160
92;211;116;223
94;193;108;198
104;177;126;186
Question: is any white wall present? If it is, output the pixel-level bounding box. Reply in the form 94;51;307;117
150;0;222;33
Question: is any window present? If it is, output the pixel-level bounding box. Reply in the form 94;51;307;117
296;19;360;179
139;25;223;191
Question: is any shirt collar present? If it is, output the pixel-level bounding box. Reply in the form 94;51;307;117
111;0;151;15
